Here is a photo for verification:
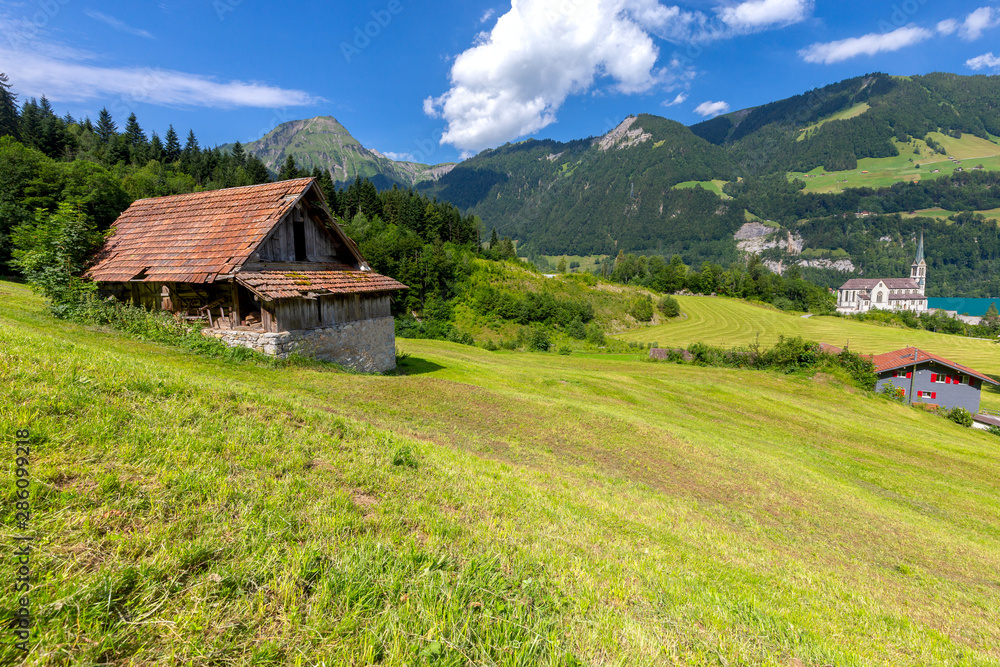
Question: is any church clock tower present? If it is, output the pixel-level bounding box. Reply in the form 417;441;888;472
911;231;926;295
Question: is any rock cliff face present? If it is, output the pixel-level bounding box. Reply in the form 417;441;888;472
234;116;455;187
734;222;856;275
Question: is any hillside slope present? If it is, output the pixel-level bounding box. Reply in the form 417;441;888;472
4;280;1000;665
421;114;740;258
618;294;1000;410
413;73;1000;271
233;116;455;188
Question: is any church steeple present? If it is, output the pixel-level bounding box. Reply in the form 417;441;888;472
911;231;926;293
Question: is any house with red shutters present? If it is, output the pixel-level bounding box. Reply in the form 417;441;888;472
873;347;998;413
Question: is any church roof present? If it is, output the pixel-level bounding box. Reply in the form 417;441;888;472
839;278;921;290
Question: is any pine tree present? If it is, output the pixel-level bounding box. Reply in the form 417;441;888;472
18;98;40;147
0;72;19;139
244;155;272;184
183;129;199;156
149;132;165;162
231;140;246;167
164;125;180;162
277;154;301;181
123;113;146;148
489;227;499;248
96;108;117;143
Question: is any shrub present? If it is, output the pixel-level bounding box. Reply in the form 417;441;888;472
987;425;1000;437
585;323;605;346
629;295;654;322
11;203;104;315
880;384;908;403
558;345;572;355
772;297;796;312
527;326;551;352
657;295;680;318
566;316;587;340
948;407;973;428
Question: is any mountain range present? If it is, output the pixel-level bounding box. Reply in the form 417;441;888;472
239;72;1000;293
227;116;455;189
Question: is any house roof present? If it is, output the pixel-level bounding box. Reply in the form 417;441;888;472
839;278;921;290
236;265;408;301
84;178;367;284
872;347;998;385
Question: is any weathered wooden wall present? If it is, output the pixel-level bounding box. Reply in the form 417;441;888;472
258;203;345;263
275;294;391;331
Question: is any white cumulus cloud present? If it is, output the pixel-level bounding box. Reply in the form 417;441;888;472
718;0;812;31
382;151;417;162
663;92;688;106
799;25;933;64
936;18;959;35
695;100;729;117
425;0;680;152
959;7;1000;41
424;0;816;152
966;52;1000;71
0;47;321;108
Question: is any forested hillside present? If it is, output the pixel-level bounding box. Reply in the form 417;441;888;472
421;114;739;259
413;72;1000;296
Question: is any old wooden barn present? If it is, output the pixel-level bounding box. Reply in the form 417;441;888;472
84;177;407;372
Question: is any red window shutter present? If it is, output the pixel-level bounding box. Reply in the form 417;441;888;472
931;373;937;382
907;372;912;379
932;392;937;400
946;376;952;384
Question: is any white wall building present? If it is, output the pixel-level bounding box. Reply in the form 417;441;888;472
836;233;928;314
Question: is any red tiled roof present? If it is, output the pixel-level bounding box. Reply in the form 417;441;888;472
85;178;334;284
236;266;408;300
872;347;998;385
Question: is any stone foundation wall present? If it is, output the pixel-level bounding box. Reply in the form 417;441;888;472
204;316;397;373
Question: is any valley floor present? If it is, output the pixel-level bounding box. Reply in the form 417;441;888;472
2;281;1000;665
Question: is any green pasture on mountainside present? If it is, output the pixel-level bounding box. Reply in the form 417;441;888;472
2;281;1000;666
789;133;1000;195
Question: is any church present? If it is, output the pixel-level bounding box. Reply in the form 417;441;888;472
836;234;928;314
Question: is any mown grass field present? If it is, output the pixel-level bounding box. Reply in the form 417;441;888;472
796;103;871;140
671;180;732;199
617;295;1000;410
900;207;1000;223
790;134;1000;195
3;281;1000;665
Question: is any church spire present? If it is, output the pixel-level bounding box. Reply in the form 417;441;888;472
914;230;924;265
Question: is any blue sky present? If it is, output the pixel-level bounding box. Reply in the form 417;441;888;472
1;0;998;165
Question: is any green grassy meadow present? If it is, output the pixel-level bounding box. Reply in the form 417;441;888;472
790;134;1000;195
4;281;1000;665
616;295;1000;410
796;103;871;141
671;180;732;199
